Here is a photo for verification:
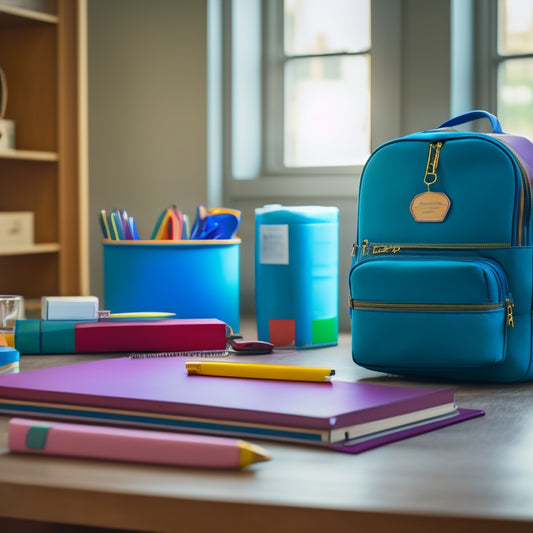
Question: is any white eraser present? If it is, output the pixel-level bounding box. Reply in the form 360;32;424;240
41;296;99;320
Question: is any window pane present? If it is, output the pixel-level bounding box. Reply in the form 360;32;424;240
284;55;370;167
499;0;533;55
231;0;262;179
284;0;370;55
498;58;533;140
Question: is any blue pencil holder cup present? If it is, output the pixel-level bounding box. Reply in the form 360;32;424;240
102;239;240;332
255;205;339;349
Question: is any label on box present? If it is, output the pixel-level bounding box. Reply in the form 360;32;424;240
259;224;289;265
0;212;33;247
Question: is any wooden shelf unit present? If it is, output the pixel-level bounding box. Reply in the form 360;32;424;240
0;0;87;303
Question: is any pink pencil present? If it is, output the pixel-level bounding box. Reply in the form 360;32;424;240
8;418;271;469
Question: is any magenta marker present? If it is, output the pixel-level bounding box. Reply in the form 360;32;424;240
13;318;227;354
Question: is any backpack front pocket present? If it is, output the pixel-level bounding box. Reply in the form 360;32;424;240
349;256;513;371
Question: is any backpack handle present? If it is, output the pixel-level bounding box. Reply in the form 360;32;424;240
438;110;503;133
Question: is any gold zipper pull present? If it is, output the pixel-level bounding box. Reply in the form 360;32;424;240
424;141;443;191
361;239;368;255
372;244;401;254
506;298;514;327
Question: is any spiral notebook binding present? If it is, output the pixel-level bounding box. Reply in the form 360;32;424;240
129;350;231;359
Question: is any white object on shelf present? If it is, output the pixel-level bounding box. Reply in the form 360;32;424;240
0;119;15;151
0;212;33;247
41;296;99;320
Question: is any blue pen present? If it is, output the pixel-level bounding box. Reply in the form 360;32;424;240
128;217;139;239
119;210;134;240
110;211;125;240
210;213;240;238
190;205;207;239
114;209;128;239
198;216;220;239
195;212;241;239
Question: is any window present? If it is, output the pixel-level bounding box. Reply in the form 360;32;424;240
228;0;393;182
280;0;370;168
496;0;533;139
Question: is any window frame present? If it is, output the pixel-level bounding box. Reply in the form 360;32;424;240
263;0;372;175
222;0;402;199
476;0;533;118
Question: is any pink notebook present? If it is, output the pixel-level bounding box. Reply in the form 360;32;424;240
0;356;484;454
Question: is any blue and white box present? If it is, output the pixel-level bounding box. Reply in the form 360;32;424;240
41;296;99;321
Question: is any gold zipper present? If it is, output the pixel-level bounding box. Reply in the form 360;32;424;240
349;297;514;327
507;299;515;327
358;240;511;256
490;135;531;245
424;141;443;188
360;137;530;245
349;299;502;311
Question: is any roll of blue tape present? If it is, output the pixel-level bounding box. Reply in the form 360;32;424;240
0;346;20;373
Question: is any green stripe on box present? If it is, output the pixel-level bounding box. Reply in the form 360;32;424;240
312;317;338;345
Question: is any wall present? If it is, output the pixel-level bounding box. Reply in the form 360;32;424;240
401;0;453;132
87;0;455;332
88;0;208;303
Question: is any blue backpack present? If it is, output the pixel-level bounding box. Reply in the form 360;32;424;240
349;110;533;382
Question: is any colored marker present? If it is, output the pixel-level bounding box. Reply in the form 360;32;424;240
99;210;110;239
8;418;271;469
13;318;227;354
103;312;176;319
186;361;335;382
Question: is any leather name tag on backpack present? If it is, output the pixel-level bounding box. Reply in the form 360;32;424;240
410;191;451;222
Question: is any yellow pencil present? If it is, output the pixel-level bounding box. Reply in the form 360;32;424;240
106;312;176;319
185;361;335;382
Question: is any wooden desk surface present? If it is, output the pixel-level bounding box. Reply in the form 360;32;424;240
0;325;532;533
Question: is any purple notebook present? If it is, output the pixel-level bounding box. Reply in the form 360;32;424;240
0;357;484;454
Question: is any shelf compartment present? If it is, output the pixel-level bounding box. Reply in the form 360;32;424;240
0;23;57;152
0;2;58;26
0;242;59;256
0;149;58;161
0;158;59;244
0;0;86;299
0;252;59;297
